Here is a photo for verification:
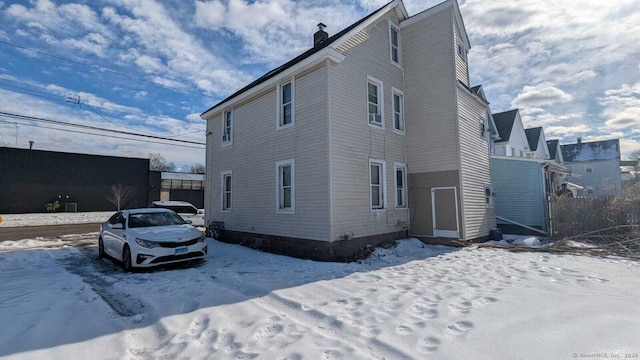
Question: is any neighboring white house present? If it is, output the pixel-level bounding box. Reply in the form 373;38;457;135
524;127;550;159
561;139;622;196
546;139;564;164
201;0;495;261
492;109;530;157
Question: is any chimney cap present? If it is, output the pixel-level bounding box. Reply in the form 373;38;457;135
317;23;327;30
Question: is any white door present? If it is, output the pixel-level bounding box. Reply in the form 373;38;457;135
432;187;460;238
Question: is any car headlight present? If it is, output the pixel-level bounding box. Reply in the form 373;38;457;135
135;238;159;249
197;234;206;243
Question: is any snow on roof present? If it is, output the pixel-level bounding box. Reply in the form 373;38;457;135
561;139;620;162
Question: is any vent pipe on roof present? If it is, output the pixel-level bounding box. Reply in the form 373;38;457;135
29;140;34;150
577;137;582;145
314;23;328;48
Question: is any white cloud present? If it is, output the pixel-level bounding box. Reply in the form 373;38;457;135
6;0;112;55
598;82;640;131
511;82;573;108
544;124;592;138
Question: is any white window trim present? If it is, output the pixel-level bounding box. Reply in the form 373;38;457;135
366;75;384;129
394;163;407;209
484;183;493;208
369;159;387;211
276;77;295;130
391;87;405;135
388;21;402;67
275;159;295;214
221;170;232;211
479;115;487;140
222;110;233;147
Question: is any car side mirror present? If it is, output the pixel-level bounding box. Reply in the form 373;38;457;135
186;219;193;224
112;223;124;229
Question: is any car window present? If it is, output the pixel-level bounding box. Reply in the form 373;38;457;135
115;214;126;226
107;212;120;225
128;212;187;228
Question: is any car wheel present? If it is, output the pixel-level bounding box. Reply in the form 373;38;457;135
98;236;105;259
122;245;133;272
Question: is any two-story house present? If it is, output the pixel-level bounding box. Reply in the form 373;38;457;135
200;0;495;261
561;138;622;196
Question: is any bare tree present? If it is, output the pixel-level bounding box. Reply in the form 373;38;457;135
106;184;134;211
190;163;205;174
149;153;176;172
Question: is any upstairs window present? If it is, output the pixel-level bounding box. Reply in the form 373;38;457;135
277;79;294;129
389;22;401;66
457;42;467;62
367;76;384;127
222;110;232;144
276;160;295;213
480;115;487;139
392;88;404;133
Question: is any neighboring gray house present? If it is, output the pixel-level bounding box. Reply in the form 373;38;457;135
561;139;622;196
201;0;495;261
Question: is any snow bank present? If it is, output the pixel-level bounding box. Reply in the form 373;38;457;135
0;212;113;227
487;234;544;247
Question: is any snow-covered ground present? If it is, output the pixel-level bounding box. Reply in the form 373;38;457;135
1;237;639;359
0;211;113;227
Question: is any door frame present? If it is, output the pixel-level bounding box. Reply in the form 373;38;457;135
431;186;460;238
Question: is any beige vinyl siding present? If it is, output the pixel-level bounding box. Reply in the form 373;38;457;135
454;20;469;86
457;87;495;239
402;6;458;174
205;65;330;241
330;9;409;240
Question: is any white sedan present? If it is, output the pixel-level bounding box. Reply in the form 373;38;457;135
99;208;207;271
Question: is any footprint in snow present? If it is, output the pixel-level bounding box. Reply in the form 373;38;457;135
471;296;498;308
182;299;199;313
446;320;474;336
416;336;441;353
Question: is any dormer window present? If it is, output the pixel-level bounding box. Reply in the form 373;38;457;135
389;22;401;66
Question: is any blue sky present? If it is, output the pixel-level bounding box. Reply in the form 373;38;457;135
1;0;639;170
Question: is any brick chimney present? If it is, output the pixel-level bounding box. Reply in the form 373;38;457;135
314;23;328;47
577;137;582;145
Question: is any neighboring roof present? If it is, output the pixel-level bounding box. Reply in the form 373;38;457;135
525;127;542;151
547;139;559;160
492;109;519;142
561;139;621;162
201;0;400;117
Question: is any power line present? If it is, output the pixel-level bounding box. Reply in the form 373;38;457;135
0;119;204;149
0;40;204;96
0;111;205;145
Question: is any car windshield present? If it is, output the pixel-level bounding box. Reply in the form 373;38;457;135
128;212;186;228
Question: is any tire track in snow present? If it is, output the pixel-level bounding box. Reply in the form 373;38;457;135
57;246;146;317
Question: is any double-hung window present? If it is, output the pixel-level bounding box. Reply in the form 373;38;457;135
484;184;493;208
394;163;407;209
221;171;232;211
277;79;294;129
222;110;232;145
370;160;386;210
392;87;404;133
389;22;401;66
276;159;295;213
367;76;384;127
